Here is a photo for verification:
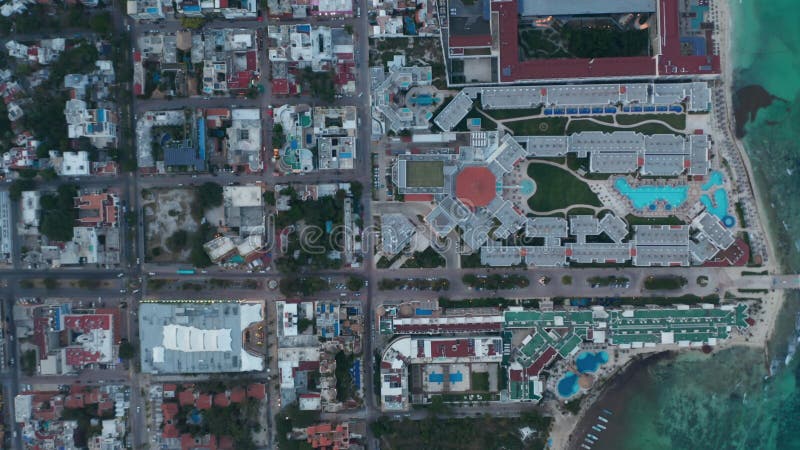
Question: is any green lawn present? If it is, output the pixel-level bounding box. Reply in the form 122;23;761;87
527;163;602;212
566;119;677;135
405;160;444;187
644;275;688;291
624;214;685;226
471;372;490;392
482;106;542;121
506;117;568;136
400;247;445;268
616;113;686;130
454;108;498;132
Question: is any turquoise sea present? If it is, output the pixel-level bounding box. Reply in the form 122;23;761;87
570;1;800;449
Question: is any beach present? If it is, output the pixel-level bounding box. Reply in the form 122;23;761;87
553;0;800;447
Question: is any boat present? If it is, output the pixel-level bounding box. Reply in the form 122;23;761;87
582;444;593;449
592;425;603;432
785;339;796;366
587;434;600;441
768;358;782;378
598;416;609;423
602;409;613;415
597;424;607;430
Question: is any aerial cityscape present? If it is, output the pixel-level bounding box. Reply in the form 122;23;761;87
0;0;798;449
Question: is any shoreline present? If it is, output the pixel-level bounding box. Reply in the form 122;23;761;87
549;1;790;447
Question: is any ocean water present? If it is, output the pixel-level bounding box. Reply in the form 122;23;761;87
570;1;800;449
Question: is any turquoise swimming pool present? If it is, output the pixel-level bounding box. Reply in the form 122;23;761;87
557;372;580;398
520;179;536;196
701;171;724;191
700;188;729;219
615;178;689;210
576;351;609;374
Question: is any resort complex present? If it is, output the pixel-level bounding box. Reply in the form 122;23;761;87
378;300;750;409
0;0;792;449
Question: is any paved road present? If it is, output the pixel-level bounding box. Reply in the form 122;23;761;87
733;274;800;290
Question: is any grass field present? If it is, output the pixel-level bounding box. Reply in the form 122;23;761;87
405;160;445;187
482;107;542;121
506;117;568;136
566;119;677;135
616;113;686;129
624;214;685;226
470;372;490;392
527;163;602;212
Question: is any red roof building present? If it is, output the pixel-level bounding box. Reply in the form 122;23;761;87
179;390;196;407
74;193;119;227
455;166;497;209
489;0;718;82
213;392;230;407
272;78;290;95
196;394;213;410
229;387;246;404
247;383;266;400
306;423;350;450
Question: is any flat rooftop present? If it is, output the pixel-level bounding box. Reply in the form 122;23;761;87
139;301;264;374
519;0;656;17
491;0;720;82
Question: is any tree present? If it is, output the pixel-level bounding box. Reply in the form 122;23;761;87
180;17;206;29
263;190;276;206
166;230;190;252
40;167;58;181
118;341;136;360
9;179;36;201
21;349;37;376
197;182;223;209
88;12;113;36
18;168;38;179
427;395;450;416
344;24;353;34
346;276;364;291
43;278;59;290
272;124;286;149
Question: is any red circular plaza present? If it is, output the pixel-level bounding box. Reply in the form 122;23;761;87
455;166;497;208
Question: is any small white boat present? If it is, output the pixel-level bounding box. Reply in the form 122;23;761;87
598;416;609;423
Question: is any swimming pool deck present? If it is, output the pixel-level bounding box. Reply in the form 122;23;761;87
504;304;749;399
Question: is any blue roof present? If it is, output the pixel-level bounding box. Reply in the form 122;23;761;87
197;118;206;161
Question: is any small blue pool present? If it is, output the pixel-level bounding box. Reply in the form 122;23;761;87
700;189;729;219
189;409;202;425
615;178;689;210
576;351;609;374
701;171;724;191
520;179;536;196
429;371;463;384
557;372;580;398
410;94;435;106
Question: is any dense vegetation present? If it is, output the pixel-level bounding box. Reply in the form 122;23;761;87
400;247;446;268
279;276;328;296
644;275;688;291
378;278;449;291
174;399;261;450
561;25;650;58
275;186;351;273
334;351;356;402
40;184;79;242
462;274;530;290
370;412;552;450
